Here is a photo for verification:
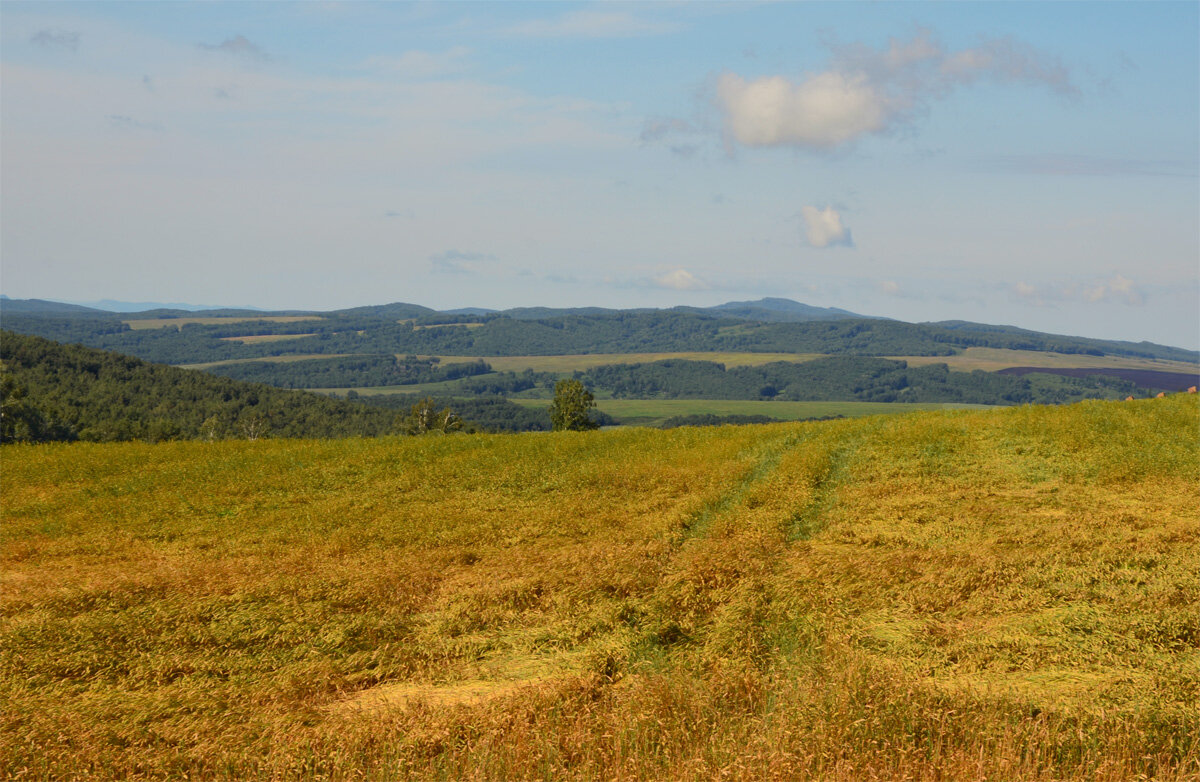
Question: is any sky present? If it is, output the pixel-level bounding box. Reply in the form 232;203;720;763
1;1;1197;349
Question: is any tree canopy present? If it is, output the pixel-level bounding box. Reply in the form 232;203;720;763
549;379;599;431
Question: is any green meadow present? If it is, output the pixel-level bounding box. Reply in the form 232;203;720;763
2;396;1197;780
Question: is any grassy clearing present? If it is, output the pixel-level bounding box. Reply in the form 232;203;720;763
2;396;1197;779
893;346;1200;374
435;352;827;372
413;323;486;331
509;397;994;427
123;316;323;330
219;333;318;344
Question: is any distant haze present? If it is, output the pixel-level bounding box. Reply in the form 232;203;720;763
1;2;1196;348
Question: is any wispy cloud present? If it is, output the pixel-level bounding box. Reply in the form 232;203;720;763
1011;275;1146;307
503;11;678;39
654;269;709;291
199;35;270;62
364;47;471;79
106;114;163;132
430;250;496;275
30;29;80;52
800;206;853;248
717;28;1075;151
982;154;1197;178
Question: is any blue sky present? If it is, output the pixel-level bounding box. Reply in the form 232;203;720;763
2;1;1197;348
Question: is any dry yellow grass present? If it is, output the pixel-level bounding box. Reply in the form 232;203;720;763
892;346;1199;374
2;396;1197;780
218;333;317;344
433;352;826;372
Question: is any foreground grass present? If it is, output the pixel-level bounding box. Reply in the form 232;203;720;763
514;397;994;426
1;396;1197;780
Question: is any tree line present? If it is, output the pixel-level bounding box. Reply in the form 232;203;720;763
0;332;563;442
4;309;1195;368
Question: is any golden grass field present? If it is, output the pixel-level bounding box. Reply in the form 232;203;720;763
510;398;995;427
219;333;319;344
892;347;1200;374
2;396;1197;780
123;316;324;330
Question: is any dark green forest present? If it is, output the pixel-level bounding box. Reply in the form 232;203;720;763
206;355;491;388
4;305;1196;366
0;332;553;442
575;357;1152;405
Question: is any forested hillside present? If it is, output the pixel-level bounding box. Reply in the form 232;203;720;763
576;356;1152;404
0;332;551;441
3;302;1196;366
0;331;401;441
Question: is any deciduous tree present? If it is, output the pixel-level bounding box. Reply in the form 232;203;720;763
549;379;598;431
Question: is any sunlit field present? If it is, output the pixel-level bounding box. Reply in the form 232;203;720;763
2;396;1197;780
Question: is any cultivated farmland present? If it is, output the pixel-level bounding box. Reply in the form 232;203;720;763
2;397;1197;780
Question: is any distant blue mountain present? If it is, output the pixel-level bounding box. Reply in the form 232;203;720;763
72;299;266;313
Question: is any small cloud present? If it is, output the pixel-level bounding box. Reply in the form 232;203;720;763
200;35;270;62
800;205;853;249
504;11;678;39
655;269;709;291
879;280;901;295
30;29;79;52
430;250;496;275
716;28;1076;152
1010;275;1145;307
1084;274;1144;306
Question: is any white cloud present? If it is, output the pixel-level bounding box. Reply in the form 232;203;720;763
717;72;888;150
1083;274;1144;305
655;269;708;290
800;206;853;248
717;29;1075;151
503;11;678;39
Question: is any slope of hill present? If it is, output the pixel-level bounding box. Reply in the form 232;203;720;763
0;296;114;317
0;331;402;441
697;296;865;321
2;397;1196;779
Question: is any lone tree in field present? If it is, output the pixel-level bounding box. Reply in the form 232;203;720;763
402;397;462;435
549;379;598;431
